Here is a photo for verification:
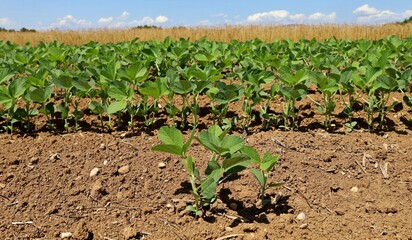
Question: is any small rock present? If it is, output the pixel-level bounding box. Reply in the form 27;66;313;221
229;202;238;211
103;160;109;166
60;232;72;238
90;180;105;198
73;220;91;239
158;162;166;169
89;168;99;177
296;212;306;221
99;143;106;150
383;143;389;151
49;153;61;161
299;223;308;229
29;157;39;164
0;183;5;189
118;165;130;174
123;226;138;239
350;187;359;193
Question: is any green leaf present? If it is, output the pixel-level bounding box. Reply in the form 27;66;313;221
194;53;209;62
152;144;183;156
183;156;196;176
54;75;73;89
241;146;261;163
200;177;217;201
404;95;412;107
9;78;27;98
205;161;221;176
222;155;251;174
221;135;244;154
0;69;14;84
260;153;279;171
106;100;127;114
73;78;93;92
26;86;52;103
250;168;265;188
158;126;184;148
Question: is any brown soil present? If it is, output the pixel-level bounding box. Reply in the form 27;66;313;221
1;93;412;240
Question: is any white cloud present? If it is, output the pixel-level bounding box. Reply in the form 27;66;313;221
155;16;168;23
353;4;412;23
353;4;379;16
247;10;289;22
246;10;336;24
98;12;169;28
98;17;113;25
0;17;14;27
120;11;130;20
50;15;92;29
309;12;336;21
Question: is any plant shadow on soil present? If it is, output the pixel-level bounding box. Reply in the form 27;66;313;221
218;188;292;228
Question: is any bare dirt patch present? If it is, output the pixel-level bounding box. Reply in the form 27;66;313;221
1;125;412;239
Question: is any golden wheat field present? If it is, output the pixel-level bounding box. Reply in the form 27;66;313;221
1;24;411;45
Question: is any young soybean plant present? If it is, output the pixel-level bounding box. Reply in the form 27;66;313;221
152;125;283;217
241;146;284;206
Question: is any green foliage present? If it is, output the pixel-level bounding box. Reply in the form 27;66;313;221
0;37;411;132
152;125;281;217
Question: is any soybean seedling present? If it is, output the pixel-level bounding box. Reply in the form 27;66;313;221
241;146;284;206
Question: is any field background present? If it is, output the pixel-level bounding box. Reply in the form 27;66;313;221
1;24;412;45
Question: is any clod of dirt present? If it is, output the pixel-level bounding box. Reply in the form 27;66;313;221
118;165;130;174
73;220;92;239
158;162;166;169
350;187;359;193
90;180;106;198
60;232;72;238
296;212;306;221
29;157;39;165
99;143;106;150
123;226;139;239
90;168;99;177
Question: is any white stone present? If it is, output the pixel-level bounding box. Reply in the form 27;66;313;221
90;168;99;177
60;232;72;238
158;162;166;169
350;187;359;193
296;212;306;221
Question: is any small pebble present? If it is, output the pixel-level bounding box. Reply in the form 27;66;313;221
103;160;109;166
158;162;166;169
99;143;106;150
350;187;359;193
299;223;308;229
296;212;306;221
118;165;130;174
0;183;5;188
89;168;99;177
60;232;72;238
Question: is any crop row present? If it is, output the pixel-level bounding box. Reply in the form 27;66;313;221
0;36;411;133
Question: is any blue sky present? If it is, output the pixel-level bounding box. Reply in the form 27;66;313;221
0;0;411;30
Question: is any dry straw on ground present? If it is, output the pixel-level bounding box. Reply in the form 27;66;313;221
1;24;411;45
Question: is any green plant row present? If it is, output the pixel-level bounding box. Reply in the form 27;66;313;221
0;36;411;133
152;125;283;217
